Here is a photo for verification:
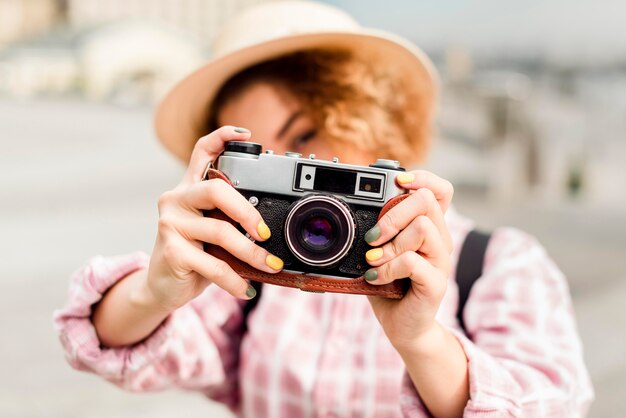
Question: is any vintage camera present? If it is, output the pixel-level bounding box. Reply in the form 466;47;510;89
210;141;407;280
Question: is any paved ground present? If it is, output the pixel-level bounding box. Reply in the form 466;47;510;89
1;98;624;417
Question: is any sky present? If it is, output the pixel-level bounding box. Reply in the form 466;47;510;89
322;0;626;63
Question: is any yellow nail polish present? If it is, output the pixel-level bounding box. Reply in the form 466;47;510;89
396;172;415;184
265;254;284;270
257;221;271;240
365;248;384;262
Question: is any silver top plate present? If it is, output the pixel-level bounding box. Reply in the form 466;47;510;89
216;152;405;207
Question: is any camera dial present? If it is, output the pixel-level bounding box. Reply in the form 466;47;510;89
224;141;262;156
369;159;404;171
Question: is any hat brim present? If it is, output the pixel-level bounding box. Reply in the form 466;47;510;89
154;29;438;163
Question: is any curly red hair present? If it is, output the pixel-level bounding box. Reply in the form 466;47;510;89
208;48;436;165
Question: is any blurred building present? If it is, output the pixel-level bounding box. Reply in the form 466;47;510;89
0;0;63;46
65;0;271;47
433;47;626;208
0;22;205;103
0;0;272;48
0;0;275;103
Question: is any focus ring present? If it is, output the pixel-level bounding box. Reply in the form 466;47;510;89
284;194;356;267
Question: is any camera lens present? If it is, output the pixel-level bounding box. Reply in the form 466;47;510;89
285;195;356;267
301;216;335;251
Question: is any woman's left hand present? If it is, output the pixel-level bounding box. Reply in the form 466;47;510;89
365;170;454;352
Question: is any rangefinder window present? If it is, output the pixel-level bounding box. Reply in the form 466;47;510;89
354;172;385;199
296;164;358;195
358;177;381;194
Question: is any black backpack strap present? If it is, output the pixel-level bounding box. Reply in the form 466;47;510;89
455;229;491;335
242;280;264;335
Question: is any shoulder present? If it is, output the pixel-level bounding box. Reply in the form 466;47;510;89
448;212;578;342
485;226;552;275
482;227;572;315
447;207;569;302
446;207;557;274
484;226;564;287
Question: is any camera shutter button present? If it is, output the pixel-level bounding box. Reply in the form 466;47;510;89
285;152;302;158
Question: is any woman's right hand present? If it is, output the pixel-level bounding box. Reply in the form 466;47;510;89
145;126;284;312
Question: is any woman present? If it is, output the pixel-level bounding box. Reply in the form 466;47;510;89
54;1;593;417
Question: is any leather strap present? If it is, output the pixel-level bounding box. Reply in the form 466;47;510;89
455;229;491;334
204;168;409;299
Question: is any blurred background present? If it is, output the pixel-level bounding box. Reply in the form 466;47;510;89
1;0;624;417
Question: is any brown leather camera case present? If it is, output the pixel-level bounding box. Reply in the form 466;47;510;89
205;168;410;299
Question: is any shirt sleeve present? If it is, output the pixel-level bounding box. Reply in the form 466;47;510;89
52;252;245;408
401;227;594;417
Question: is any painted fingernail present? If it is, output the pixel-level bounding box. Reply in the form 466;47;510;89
364;269;378;282
265;254;284;271
257;221;271;240
234;127;250;133
246;285;257;299
364;225;381;244
396;172;415;184
365;248;384;262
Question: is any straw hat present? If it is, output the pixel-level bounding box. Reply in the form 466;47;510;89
155;0;438;162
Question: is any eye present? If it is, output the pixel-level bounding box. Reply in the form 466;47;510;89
291;129;317;149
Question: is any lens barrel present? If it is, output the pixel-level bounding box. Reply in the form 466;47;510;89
284;195;356;267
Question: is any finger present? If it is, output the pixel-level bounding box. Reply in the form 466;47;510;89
182;179;271;242
183;125;252;185
365;215;451;273
364;251;446;299
180;216;283;273
184;244;254;299
366;188;452;252
395;170;454;212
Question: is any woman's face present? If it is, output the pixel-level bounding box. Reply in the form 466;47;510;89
217;82;375;165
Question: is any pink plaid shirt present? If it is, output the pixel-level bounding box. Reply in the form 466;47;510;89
53;209;593;417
